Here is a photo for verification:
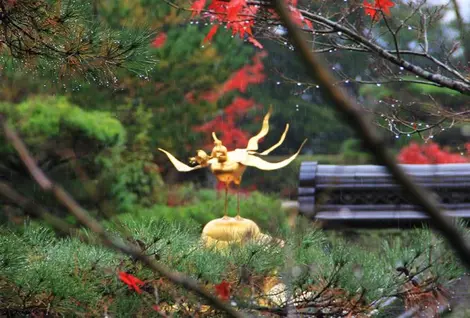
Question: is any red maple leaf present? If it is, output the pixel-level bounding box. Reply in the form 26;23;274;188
227;0;247;21
118;272;144;294
207;0;257;40
152;33;167;48
215;280;231;301
191;0;206;17
203;25;219;43
376;0;395;15
364;0;394;21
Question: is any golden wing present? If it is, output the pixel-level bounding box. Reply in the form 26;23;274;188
158;148;204;172
246;105;273;152
241;139;307;170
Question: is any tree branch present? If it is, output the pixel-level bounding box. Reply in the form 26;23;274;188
271;0;470;269
0;116;244;318
298;10;470;95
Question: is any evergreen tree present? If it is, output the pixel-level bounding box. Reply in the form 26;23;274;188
0;0;153;82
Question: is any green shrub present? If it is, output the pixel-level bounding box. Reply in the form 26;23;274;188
116;187;287;233
0;96;126;150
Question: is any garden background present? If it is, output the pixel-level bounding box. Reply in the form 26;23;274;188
1;0;470;316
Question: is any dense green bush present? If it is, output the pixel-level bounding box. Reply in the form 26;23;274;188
0;96;125;152
117;185;287;233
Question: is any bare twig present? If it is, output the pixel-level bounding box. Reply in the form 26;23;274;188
271;0;470;269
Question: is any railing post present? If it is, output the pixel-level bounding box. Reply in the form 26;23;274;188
298;161;318;218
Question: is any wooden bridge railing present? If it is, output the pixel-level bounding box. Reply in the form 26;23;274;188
298;162;470;228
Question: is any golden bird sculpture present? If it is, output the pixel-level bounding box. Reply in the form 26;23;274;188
158;106;307;217
159;107;306;248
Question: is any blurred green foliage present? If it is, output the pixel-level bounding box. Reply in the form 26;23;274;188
0;96;125;151
117;185;287;233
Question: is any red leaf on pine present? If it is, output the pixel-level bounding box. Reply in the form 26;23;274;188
118;272;144;294
151;33;167;48
215;280;231;301
203;25;219;43
191;0;207;17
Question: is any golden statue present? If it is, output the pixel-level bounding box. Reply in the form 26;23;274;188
158;107;306;248
158;107;307;215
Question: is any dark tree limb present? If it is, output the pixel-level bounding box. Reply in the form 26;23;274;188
271;0;470;269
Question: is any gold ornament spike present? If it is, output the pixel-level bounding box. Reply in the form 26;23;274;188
241;139;307;171
246;105;273;152
159;107;307;218
259;124;289;155
212;132;221;143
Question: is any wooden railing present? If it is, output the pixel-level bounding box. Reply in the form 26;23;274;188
298;162;470;228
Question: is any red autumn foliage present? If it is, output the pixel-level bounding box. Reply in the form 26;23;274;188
194;116;249;149
224;97;255;116
397;142;469;164
191;0;206;17
190;0;395;46
192;0;311;46
193;52;266;150
222;52;266;94
118;272;144;294
185;52;265;106
364;0;395;21
152;33;167;48
214;280;231;301
203;25;219;43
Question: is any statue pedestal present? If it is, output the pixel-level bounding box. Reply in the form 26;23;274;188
201;216;285;249
201;216;261;248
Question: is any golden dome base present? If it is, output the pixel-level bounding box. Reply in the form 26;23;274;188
201;216;285;249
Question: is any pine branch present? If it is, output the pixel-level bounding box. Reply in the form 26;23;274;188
0;0;154;81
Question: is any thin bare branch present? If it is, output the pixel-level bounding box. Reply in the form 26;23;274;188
271;0;470;270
